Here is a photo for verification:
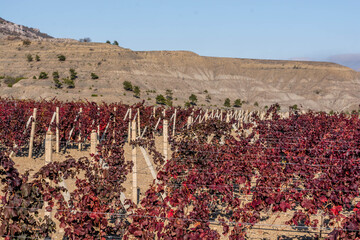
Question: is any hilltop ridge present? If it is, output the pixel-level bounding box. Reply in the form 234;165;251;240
0;17;359;111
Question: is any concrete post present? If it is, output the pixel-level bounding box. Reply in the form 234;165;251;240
45;131;53;164
56;107;60;153
131;120;137;203
28;108;37;158
90;130;97;155
163;120;168;160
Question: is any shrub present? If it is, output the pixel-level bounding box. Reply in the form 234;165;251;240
57;54;66;61
224;98;231;107
69;69;77;80
156;94;167;105
189;94;197;105
184;101;191;108
91;94;98;97
254;101;259;107
290;104;298;111
3;76;26;87
62;78;75;88
113;41;119;46
53;71;61;88
79;37;91;42
53;79;62;88
133;86;140;98
33;76;36;79
35;55;40;61
205;94;211;102
106;40;111;44
52;71;59;80
22;39;31;46
123;81;133;91
91;73;99;79
233;99;242;107
26;54;33;62
39;72;48;79
165;89;173;100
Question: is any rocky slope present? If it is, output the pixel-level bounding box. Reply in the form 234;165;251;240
0;38;359;111
0;17;53;40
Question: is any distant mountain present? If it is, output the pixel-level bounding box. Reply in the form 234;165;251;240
328;54;360;72
0;17;53;39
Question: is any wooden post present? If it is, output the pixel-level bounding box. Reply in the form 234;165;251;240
56;107;60;153
137;108;141;137
128;121;131;143
220;110;223;121
44;131;52;219
45;131;53;164
90;130;97;154
131;120;137;203
97;107;100;144
153;107;156;118
28;108;37;158
113;107;116;143
172;109;177;136
78;108;82;150
163;120;168;160
187;116;192;129
226;112;230;123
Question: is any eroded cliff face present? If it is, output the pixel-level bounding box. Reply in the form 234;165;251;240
0;18;53;40
0;39;359;111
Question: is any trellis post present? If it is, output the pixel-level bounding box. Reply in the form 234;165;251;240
172;109;177;136
137;108;141;137
78;108;82;150
56;107;60;153
131;120;137;203
90;130;97;155
45;131;53;164
163;119;168;160
28;108;37;158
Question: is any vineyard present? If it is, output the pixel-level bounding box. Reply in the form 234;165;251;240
0;98;360;239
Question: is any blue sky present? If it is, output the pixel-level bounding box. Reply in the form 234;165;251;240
1;0;360;68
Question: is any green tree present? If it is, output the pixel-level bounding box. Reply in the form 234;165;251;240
106;40;111;44
113;40;119;46
156;94;166;105
224;98;231;107
57;54;66;61
91;73;99;79
35;55;40;61
63;78;75;88
52;71;61;88
69;69;77;80
290;104;298;111
233;99;242;107
123;81;133;91
189;94;197;105
52;71;59;80
165;89;173;100
133;86;140;98
26;54;33;62
39;72;48;79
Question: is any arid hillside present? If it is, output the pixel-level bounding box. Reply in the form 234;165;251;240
0;39;359;111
